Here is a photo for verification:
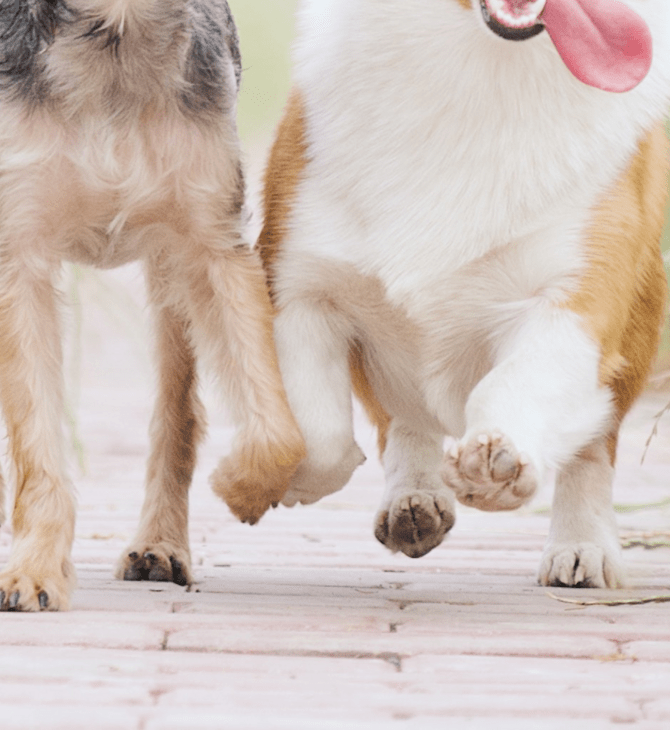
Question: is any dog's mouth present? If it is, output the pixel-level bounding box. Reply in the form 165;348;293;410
478;0;653;93
479;0;546;41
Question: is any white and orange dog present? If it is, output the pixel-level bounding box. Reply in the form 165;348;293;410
0;1;305;611
260;0;670;587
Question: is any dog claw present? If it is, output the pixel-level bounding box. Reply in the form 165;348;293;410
0;591;4;609
169;556;189;586
38;591;49;610
8;591;20;610
123;564;143;581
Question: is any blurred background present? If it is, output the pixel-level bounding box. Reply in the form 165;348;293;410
228;0;299;218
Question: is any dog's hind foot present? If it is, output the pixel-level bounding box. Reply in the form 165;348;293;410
211;434;307;524
116;542;192;586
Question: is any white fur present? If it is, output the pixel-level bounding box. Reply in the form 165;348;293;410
271;0;670;584
539;438;624;587
274;300;364;506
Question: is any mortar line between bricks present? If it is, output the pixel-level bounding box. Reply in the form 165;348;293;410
159;642;632;664
160;644;407;668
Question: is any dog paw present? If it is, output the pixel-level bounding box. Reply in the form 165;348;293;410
538;542;625;589
375;491;455;558
211;435;306;524
441;432;538;511
0;564;75;612
116;543;192;586
281;442;365;507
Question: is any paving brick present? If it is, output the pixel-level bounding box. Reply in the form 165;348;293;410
2;706;143;730
0;614;166;651
623;640;670;662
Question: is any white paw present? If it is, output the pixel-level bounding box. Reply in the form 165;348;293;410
441;432;538;511
538;541;625;588
281;442;365;506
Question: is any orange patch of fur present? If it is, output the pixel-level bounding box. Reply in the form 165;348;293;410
350;344;392;455
564;123;669;461
258;90;310;288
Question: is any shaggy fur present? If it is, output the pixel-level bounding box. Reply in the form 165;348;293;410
0;0;305;612
259;0;670;587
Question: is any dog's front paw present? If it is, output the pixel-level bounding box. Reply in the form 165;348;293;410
441;432;538;511
538;541;625;589
0;563;75;612
281;442;365;507
116;543;192;586
375;491;455;558
211;435;306;524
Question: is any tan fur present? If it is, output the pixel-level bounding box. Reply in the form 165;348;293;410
564;123;670;462
0;262;77;609
115;294;205;585
0;2;305;610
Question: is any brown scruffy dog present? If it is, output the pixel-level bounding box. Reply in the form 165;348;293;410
0;0;305;611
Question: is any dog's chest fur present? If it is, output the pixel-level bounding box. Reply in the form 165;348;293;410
0;0;242;268
270;0;670;433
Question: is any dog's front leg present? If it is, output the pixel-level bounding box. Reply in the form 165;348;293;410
439;305;619;586
178;245;306;525
0;266;76;611
117;290;204;586
538;436;624;588
375;421;455;558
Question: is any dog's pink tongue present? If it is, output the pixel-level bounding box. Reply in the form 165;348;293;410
542;0;652;92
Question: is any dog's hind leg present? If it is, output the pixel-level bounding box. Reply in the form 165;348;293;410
179;244;306;525
117;290;204;586
0;267;76;611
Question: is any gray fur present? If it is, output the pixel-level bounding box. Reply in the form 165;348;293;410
0;0;242;118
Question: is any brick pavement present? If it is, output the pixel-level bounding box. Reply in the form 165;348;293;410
0;265;669;729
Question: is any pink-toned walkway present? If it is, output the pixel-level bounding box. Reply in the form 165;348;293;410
1;266;669;729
